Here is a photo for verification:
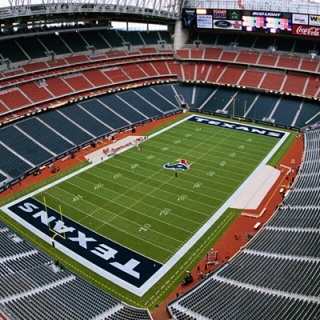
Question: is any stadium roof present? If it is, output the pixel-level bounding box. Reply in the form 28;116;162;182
182;0;320;15
0;0;180;12
0;0;182;24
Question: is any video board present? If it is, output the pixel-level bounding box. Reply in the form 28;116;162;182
181;8;293;34
242;11;292;34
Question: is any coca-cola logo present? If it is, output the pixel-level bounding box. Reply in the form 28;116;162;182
294;25;320;37
215;20;232;28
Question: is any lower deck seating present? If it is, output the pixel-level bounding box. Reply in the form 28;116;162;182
0;222;152;320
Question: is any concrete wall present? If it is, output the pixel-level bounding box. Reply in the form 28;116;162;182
173;20;189;50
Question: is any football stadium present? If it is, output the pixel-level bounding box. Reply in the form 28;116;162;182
0;0;319;319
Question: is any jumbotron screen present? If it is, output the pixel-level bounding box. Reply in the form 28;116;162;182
242;11;292;34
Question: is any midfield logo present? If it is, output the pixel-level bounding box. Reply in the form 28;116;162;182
164;159;190;171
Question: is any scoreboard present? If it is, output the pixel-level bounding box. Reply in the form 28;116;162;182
242;16;292;33
181;8;320;38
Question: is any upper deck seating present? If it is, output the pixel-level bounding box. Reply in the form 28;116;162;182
0;39;28;63
253;36;275;50
59;32;88;53
216;33;238;46
140;31;161;45
118;30;144;46
294;39;315;54
159;31;172;44
236;34;256;48
274;37;294;52
99;29;124;48
16;36;47;60
198;32;218;45
79;30;110;50
37;34;71;55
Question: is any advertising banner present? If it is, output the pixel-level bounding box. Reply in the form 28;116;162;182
292;24;320;37
309;15;320;26
213;9;227;19
292;13;308;25
213;20;242;30
197;14;213;28
251;11;283;17
182;9;197;28
228;10;242;20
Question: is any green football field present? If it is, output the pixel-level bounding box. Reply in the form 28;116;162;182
34;118;281;263
1;115;291;307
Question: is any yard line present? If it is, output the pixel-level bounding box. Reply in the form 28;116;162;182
73;174;204;227
69;174;204;229
43;187;181;255
149;132;269;157
115;153;250;185
98;161;230;203
53;183;186;245
92;166;221;213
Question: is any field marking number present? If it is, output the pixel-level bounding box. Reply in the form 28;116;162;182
193;182;202;188
139;223;151;232
73;195;83;202
178;194;188;201
94;183;104;190
160;208;171;216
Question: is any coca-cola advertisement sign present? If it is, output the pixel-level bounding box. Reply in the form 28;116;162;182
292;24;320;37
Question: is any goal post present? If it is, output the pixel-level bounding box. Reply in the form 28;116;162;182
232;99;247;121
43;196;66;243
